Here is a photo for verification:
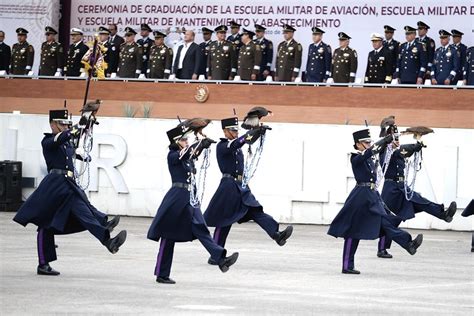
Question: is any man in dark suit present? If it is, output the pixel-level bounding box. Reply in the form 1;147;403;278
64;28;88;77
173;30;201;80
0;30;11;74
106;24;124;77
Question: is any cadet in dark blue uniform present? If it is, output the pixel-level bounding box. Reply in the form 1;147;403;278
451;29;467;84
328;129;423;274
227;21;242;55
461;200;473;252
376;123;457;258
137;23;153;77
463;46;474;86
13;109;126;276
147;125;239;284
383;25;399;78
431;30;460;85
416;21;436;79
198;27;213;78
253;24;273;81
204;117;293;264
364;33;393;84
305;27;331;83
394;26;427;84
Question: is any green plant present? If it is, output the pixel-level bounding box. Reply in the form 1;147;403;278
123;104;137;117
143;103;152;118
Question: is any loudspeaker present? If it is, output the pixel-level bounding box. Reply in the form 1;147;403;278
0;161;23;212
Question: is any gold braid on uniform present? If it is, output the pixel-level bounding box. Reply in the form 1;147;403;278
81;38;108;79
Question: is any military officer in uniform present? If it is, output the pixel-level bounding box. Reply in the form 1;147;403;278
64;28;88;77
253;24;273;81
13;108;127;276
203;116;293;264
147;124;239;284
10;28;34;75
137;23;153;77
38;27;64;76
198;27;213;78
364;33;393;84
327;128;423;274
463;46;474;86
416;21;436;78
394;26;427;84
383;25;399;77
237;29;261;81
0;30;11;74
117;27;143;78
227;21;242;55
207;25;237;80
330;32;358;83
305;27;331;83
451;29;467;84
275;24;302;82
431;30;460;85
147;31;173;79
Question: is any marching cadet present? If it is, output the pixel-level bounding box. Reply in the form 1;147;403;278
237;29;261;81
330;32;357;83
106;24;124;77
275;24;302;82
376;121;457;258
383;25;399;77
10;28;34;75
461;200;473;252
137;23;153;77
13;108;127;276
117;27;143;78
64;28;88;77
38;26;64;76
364;33;393;84
227;20;242;55
393;26;427;84
147;124;239;284
147;31;173;79
327;128;424;274
253;24;273;81
203;115;293;264
431;30;460;85
463;46;474;86
451;29;467;84
198;27;213;78
305;27;331;83
416;21;436;78
0;30;11;74
207;25;237;80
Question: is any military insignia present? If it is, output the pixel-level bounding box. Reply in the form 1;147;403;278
298;44;302;51
144;43;149;47
318;47;324;53
378;56;385;61
234;40;240;45
160;49;165;54
269;43;273;49
412;47;418;53
431;41;435;48
389;45;394;50
400;149;408;156
223;46;229;51
261;44;266;49
128;48;134;52
112;46;116;51
446;50;451;57
194;84;209;103
246;46;251;50
288;46;294;51
343;53;349;57
353;51;357;58
20;48;26;54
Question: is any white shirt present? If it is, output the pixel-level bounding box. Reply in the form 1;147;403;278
178;42;191;69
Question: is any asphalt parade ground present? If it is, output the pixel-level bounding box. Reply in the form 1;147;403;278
1;213;472;315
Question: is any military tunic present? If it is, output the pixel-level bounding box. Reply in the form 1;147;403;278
464;47;474;86
117;42;143;78
38;41;64;76
275;39;302;81
331;47;358;83
207;40;237;80
237;41;262;80
416;35;435;75
64;41;89;77
452;42;467;83
432;44;460;84
198;40;212;77
383;39;399;76
147;44;173;79
0;42;11;73
227;33;242;55
394;41;427;84
10;41;34;75
364;46;393;84
137;37;153;76
253;37;273;80
305;41;332;82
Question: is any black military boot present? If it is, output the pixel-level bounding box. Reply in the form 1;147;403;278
104;230;127;254
444;201;457;223
218;252;239;273
106;216;121;233
156;276;176;284
342;268;360;274
377;249;393;258
407;234;423;255
207;257;218;265
37;263;60;276
273;226;294;246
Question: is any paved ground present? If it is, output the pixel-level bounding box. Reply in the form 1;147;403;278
0;213;472;315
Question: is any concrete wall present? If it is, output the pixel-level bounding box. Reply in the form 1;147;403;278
1;113;472;231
